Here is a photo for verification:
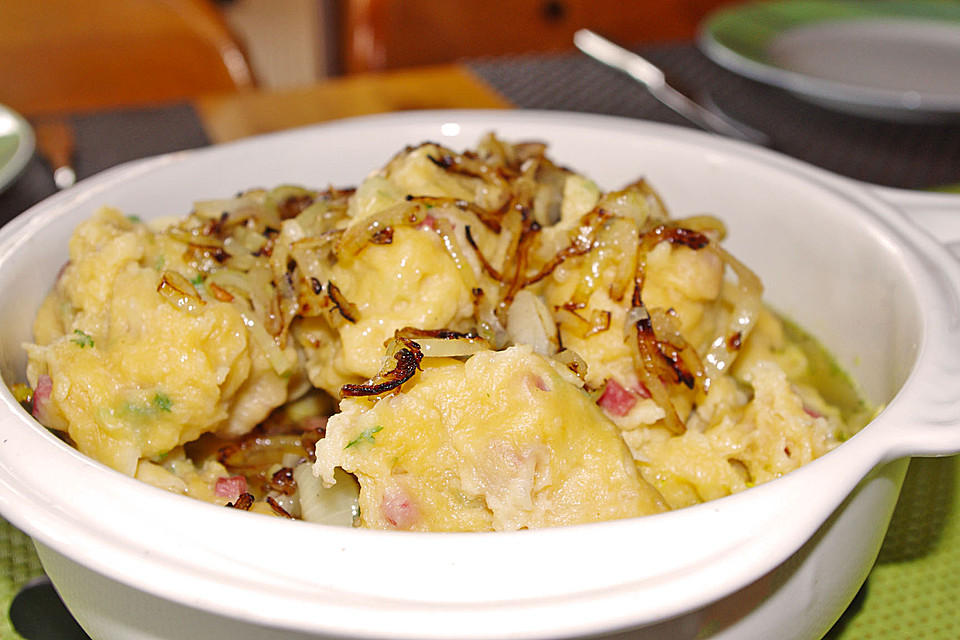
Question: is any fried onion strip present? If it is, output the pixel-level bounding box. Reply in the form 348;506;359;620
627;301;686;435
339;337;424;398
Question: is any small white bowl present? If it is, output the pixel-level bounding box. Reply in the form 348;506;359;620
2;110;960;640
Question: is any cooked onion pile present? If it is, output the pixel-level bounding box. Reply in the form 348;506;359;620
18;134;871;530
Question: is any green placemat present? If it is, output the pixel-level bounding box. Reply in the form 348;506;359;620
2;455;958;639
829;455;960;639
0;518;45;640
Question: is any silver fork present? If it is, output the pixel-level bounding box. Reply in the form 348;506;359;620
574;29;771;147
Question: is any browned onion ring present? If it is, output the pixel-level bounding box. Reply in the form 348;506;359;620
340;337;424;398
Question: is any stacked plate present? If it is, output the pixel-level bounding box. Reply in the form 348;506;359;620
699;0;960;122
0;104;33;194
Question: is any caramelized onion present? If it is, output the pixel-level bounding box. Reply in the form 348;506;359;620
157;271;205;313
703;245;764;389
267;467;297;496
464;225;504;281
204;268;252;299
553;349;589;384
602;216;641;302
340;337;423;398
523;209;611;288
671;214;728;241
623;178;671;225
327;282;359;323
554;304;612;339
501;214;542;307
642;225;711;251
408;195;503;233
394;328;490;358
472;286;508;348
647;307;703;391
430;216;480;289
241;310;297;377
506;290;558;356
426;149;513;213
226;493;255;510
626;303;686;435
266;496;297;519
337;201;425;259
218;434;311;471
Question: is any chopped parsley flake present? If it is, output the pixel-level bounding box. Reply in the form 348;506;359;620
153;392;173;412
127;214;142;223
345;425;383;449
71;330;94;348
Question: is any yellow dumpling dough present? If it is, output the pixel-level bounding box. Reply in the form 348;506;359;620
298;226;475;393
293;144;483;395
315;345;667;531
24;207;299;475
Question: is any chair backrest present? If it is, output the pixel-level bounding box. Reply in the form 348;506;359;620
339;0;739;74
0;0;255;117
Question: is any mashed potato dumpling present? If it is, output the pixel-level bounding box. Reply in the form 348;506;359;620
25;207;301;475
316;345;666;531
303;225;475;389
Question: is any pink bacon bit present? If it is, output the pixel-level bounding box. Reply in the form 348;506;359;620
794;385;823;419
597;378;649;417
382;484;419;529
523;373;550;392
215;475;248;499
31;374;53;424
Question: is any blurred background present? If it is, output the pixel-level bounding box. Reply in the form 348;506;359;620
0;0;739;116
227;0;738;81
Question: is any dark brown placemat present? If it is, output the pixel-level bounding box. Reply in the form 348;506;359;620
0;102;210;229
467;44;960;190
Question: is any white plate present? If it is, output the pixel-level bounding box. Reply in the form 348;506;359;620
699;0;960;122
0;104;34;193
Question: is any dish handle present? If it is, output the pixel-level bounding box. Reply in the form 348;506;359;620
870;186;960;458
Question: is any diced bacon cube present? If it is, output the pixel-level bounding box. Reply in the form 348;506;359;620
215;476;247;499
597;378;637;417
31;374;53;424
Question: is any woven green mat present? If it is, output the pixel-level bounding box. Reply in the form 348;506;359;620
826;455;960;639
0;519;45;640
2;455;958;639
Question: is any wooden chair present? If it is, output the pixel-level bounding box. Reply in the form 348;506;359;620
337;0;741;74
0;0;255;117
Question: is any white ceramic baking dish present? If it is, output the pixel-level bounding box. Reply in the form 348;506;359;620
1;110;959;640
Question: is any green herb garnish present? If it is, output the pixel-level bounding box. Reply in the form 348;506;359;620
153;392;173;412
71;330;94;348
344;425;383;449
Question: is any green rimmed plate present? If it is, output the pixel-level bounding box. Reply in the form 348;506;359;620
699;0;960;122
0;104;33;194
